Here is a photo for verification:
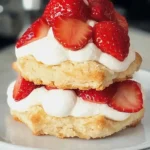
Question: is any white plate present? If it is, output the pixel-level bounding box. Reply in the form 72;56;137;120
0;70;150;150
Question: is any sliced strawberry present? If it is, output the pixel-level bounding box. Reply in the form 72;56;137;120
77;80;143;113
16;17;49;48
43;0;90;26
13;76;38;101
108;80;143;113
45;86;57;90
115;11;128;32
53;17;93;50
88;0;115;21
93;21;130;61
76;87;116;104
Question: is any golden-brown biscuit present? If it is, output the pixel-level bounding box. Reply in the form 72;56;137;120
13;52;142;90
11;106;144;139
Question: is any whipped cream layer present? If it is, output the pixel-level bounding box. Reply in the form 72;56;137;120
7;82;131;121
15;20;135;72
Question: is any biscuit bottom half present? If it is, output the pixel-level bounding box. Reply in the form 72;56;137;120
11;106;144;139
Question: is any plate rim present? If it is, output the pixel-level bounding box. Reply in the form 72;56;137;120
0;69;150;150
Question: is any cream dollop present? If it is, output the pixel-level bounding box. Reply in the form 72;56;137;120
99;50;136;72
15;21;135;72
87;20;97;27
42;89;77;117
71;98;130;121
7;82;131;121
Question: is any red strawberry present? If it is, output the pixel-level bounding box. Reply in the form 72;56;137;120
16;17;49;48
108;80;143;113
53;17;93;50
43;0;90;26
93;21;130;61
76;87;116;104
77;80;143;113
13;76;37;101
45;86;57;90
88;0;115;21
115;11;128;32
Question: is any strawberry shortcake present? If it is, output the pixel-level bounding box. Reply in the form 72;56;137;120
7;0;144;139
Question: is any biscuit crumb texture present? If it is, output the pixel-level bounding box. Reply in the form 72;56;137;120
11;106;144;139
13;53;142;90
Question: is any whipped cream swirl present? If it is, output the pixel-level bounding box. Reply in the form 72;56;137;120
7;82;131;121
15;20;135;72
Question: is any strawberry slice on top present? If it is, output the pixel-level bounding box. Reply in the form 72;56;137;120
93;21;130;61
88;0;115;22
13;76;38;101
43;0;90;26
52;17;93;50
16;17;49;48
108;80;143;113
114;11;128;32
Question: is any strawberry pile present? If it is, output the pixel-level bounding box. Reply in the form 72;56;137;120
13;0;143;114
16;0;130;61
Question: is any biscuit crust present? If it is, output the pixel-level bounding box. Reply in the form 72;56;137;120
13;53;142;90
11;106;144;139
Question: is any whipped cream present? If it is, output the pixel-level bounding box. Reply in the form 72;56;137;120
99;50;136;72
87;20;97;27
15;20;135;72
16;30;68;65
7;82;131;121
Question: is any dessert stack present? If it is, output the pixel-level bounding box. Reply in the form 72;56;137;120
7;0;144;139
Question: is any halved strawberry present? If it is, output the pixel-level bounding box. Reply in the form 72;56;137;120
76;87;116;104
88;0;115;21
13;76;38;101
93;21;130;61
43;0;90;26
108;80;143;113
16;17;49;48
115;11;128;32
53;17;93;50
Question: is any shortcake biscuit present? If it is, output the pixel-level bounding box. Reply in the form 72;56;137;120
13;52;142;90
11;106;144;139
